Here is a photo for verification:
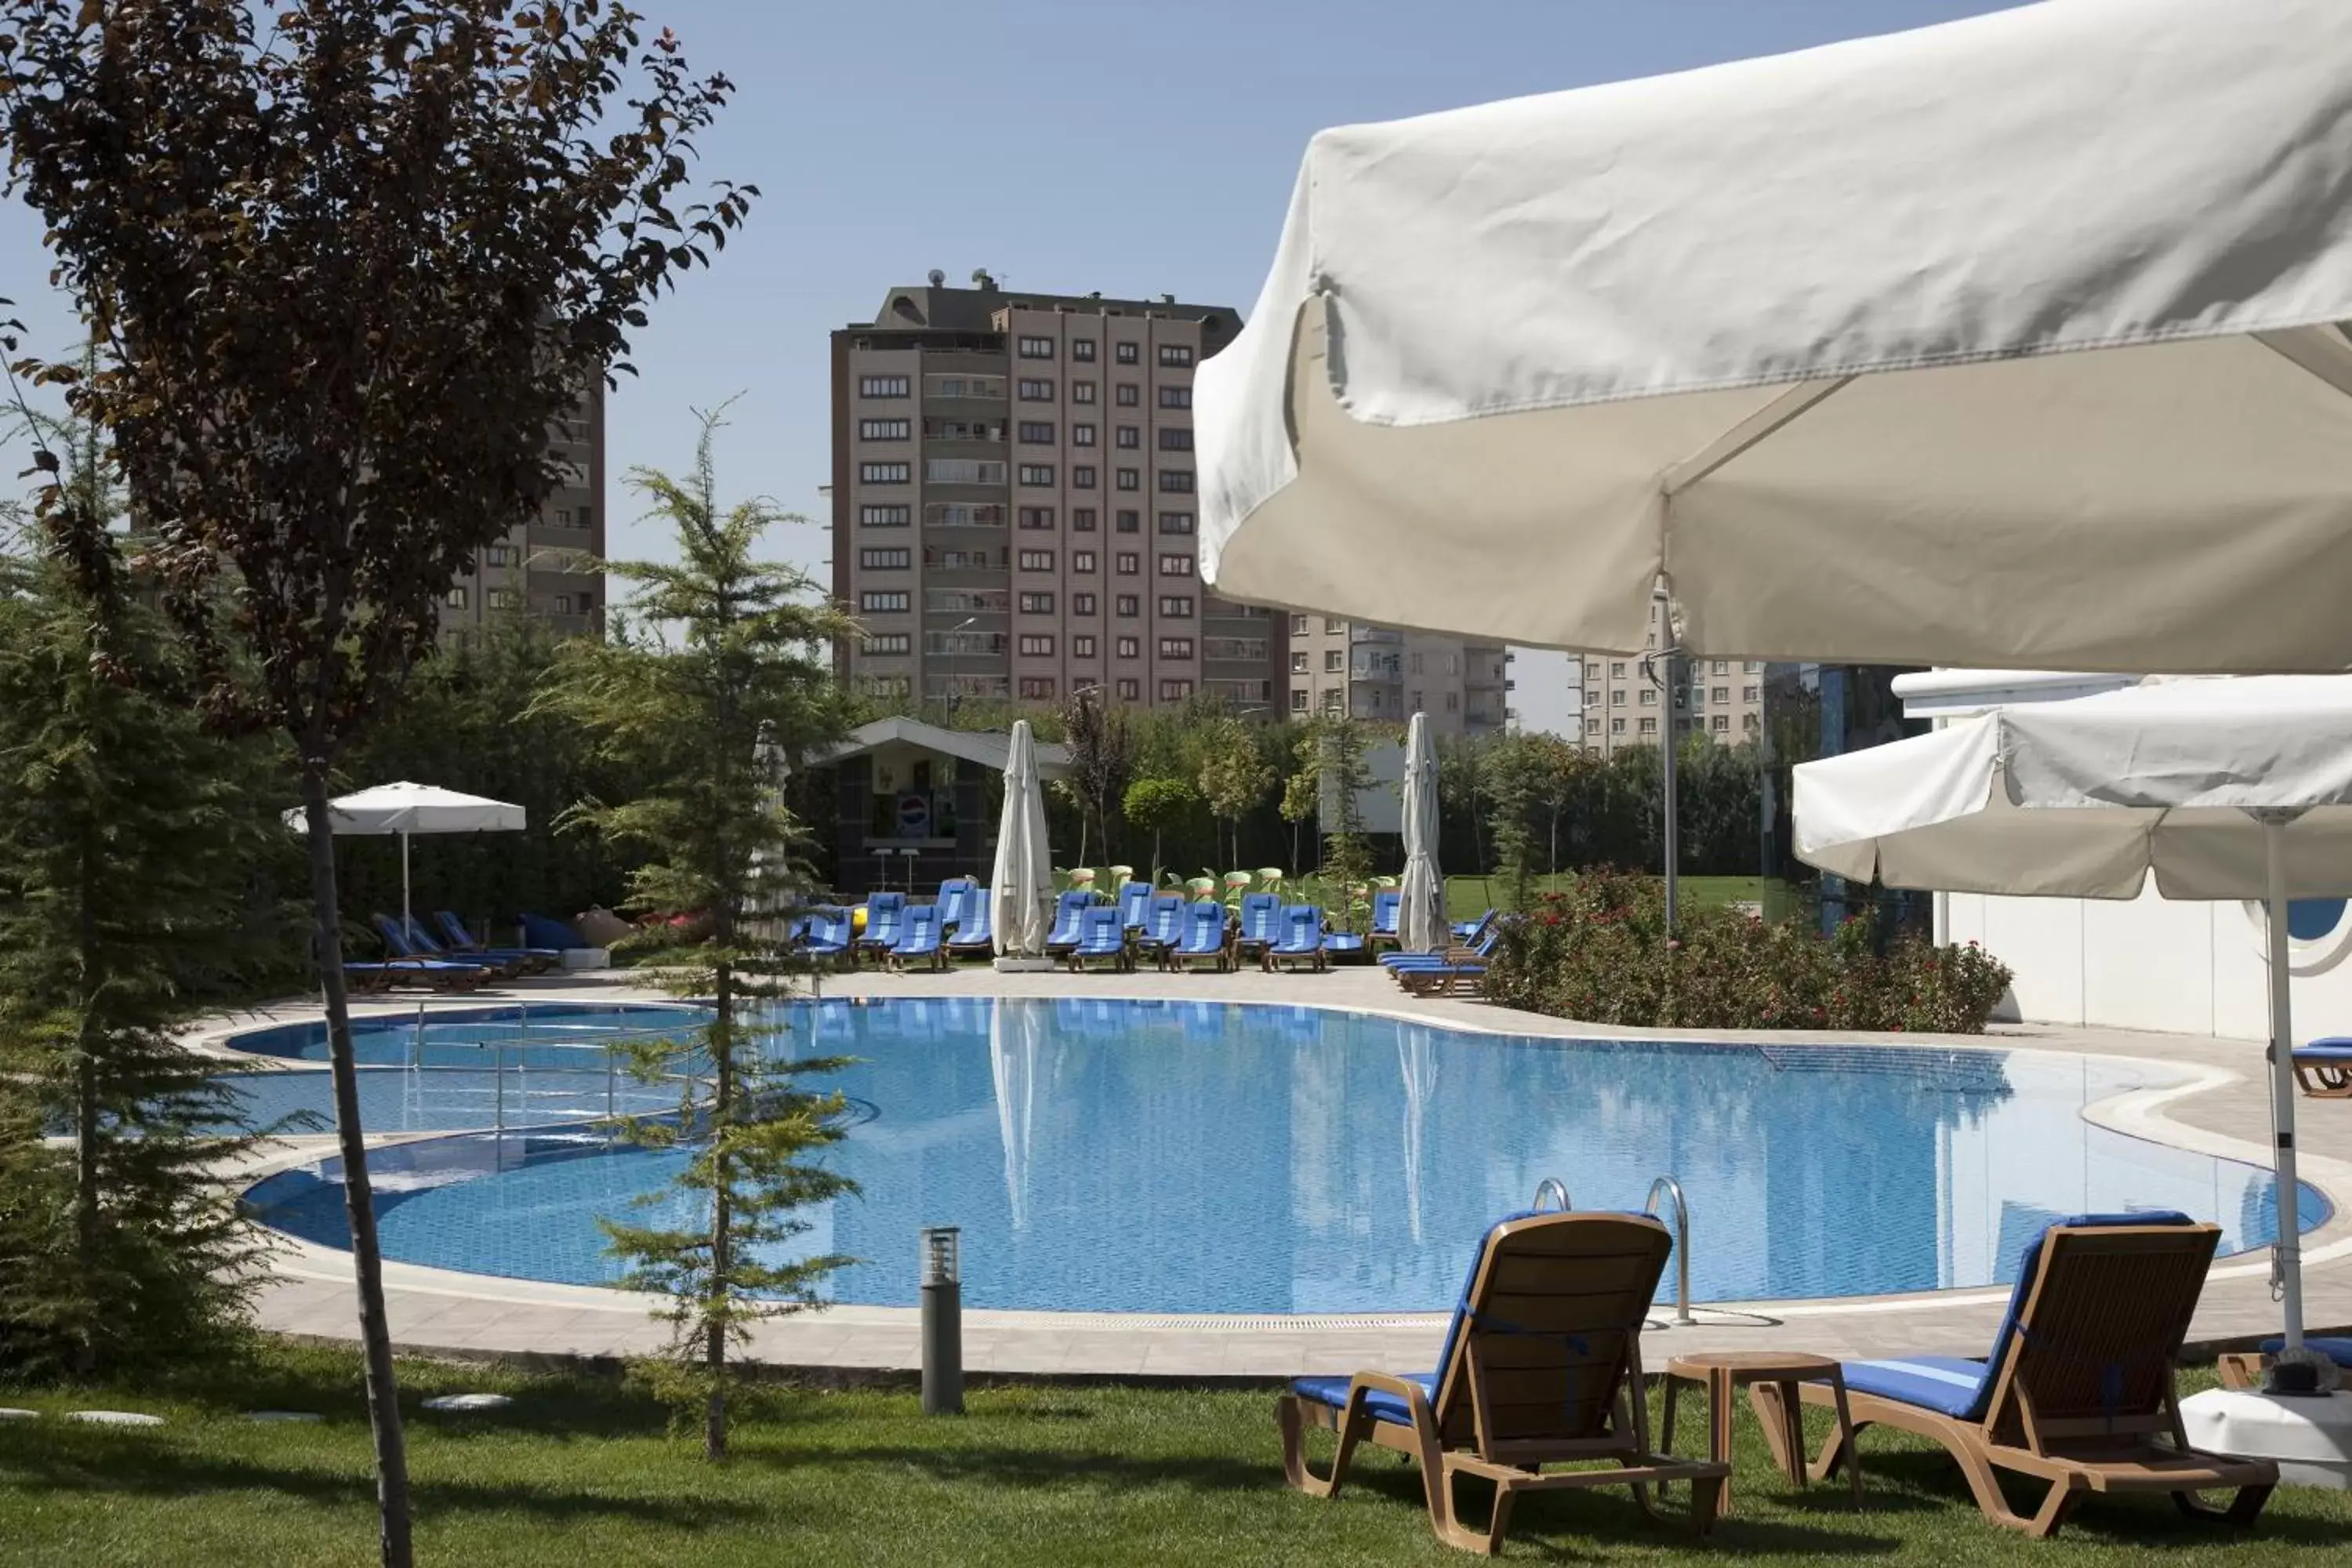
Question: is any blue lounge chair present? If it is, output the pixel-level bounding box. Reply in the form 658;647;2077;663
1385;920;1501;971
1043;889;1094;956
1367;889;1403;952
416;913;556;974
791;906;853;970
2292;1038;2352;1097
2223;1334;2352;1391
1451;908;1495;941
343;960;484;993
434;909;561;971
1166;900;1230;972
372;913;503;975
1115;879;1152;931
1776;1213;2276;1537
1323;913;1367;964
933;877;975;931
1133;894;1185;961
1232;891;1282;964
1066;906;1131;972
857;892;906;964
946;893;995;958
520;911;588;950
889;903;946;972
1263;905;1327;972
1279;1210;1726;1553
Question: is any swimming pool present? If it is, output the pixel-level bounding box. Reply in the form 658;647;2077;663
235;997;2324;1315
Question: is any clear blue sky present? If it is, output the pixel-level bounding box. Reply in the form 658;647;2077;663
0;0;2021;576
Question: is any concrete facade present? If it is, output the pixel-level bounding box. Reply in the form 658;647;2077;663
1579;595;1765;756
833;276;1284;713
437;383;607;645
1283;614;1507;736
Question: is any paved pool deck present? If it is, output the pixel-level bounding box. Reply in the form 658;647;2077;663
201;963;2352;1381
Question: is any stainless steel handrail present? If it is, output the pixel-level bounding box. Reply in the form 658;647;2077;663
1645;1174;1695;1325
1532;1178;1570;1213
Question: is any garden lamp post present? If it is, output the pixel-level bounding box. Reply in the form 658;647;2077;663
945;615;977;720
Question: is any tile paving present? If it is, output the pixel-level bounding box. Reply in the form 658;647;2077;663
216;963;2352;1381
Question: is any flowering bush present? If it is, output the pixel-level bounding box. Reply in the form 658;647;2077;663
1484;868;2013;1033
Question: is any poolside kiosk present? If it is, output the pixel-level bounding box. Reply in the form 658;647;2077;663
812;717;1070;900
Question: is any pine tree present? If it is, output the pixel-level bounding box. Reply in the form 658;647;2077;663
539;408;858;1459
0;544;289;1377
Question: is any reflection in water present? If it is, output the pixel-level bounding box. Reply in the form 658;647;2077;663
245;999;2325;1316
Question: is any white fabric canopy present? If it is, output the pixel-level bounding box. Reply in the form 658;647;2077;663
286;782;527;939
991;721;1054;957
1793;675;2352;1354
1399;712;1446;953
1196;0;2352;671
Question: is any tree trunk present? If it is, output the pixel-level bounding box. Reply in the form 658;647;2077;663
303;765;414;1568
706;956;733;1461
73;834;100;1377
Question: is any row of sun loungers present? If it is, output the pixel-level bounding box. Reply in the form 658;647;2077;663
345;910;563;992
1284;1208;2276;1554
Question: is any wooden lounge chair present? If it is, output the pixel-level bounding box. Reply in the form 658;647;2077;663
944;895;994;960
1165;900;1230;972
1066;906;1131;972
1367;888;1403;952
1042;889;1094;956
1769;1212;2277;1538
887;902;947;973
1279;1210;1727;1555
2292;1038;2352;1097
855;892;905;965
1262;904;1328;973
1232;891;1282;964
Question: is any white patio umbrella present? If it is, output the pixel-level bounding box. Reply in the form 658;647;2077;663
286;782;526;942
1792;676;2352;1354
1196;0;2352;672
1399;712;1446;953
991;720;1054;958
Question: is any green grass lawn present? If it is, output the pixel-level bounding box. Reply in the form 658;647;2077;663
3;1343;2346;1565
1443;874;1777;924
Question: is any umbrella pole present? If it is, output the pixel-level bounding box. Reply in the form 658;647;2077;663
401;830;412;946
2262;815;2304;1354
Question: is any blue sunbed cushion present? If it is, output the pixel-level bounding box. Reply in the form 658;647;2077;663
2258;1334;2352;1367
521;913;586;949
1837;1356;1991;1419
1290;1373;1437;1426
2295;1040;2352;1062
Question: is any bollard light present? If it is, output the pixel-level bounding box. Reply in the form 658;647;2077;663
920;1225;963;1415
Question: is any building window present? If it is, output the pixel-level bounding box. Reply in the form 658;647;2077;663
1639;688;1657;705
1116;678;1142;700
1073;592;1098;615
1116;636;1142;658
1159;344;1194;367
1610;660;1627;678
1116;426;1140;449
859;374;909;397
1073;381;1096;405
579;504;595;528
926;502;1006;528
1017;677;1057;700
927;374;1005;398
926;459;1006;485
1290;652;1308;672
1073;635;1096;658
1070;423;1097;448
1116;383;1140;406
1018;506;1054;529
1017;421;1056;445
1586;717;1602;734
1711;714;1730;732
1072;508;1098;532
860;590;910;613
859;418;910;440
1156;511;1195;535
485;544;517;567
1017;464;1055;487
444;586;469;609
1290;688;1308;712
1116;342;1139;365
1158;428;1194;452
1158;386;1193;410
1017;336;1054;359
1016;379;1054;401
1158;595;1195;618
1018;550;1054;572
1712;686;1730;703
1159;679;1193;701
1324;617;1344;633
1324;648;1343;672
1611;717;1626;735
1639;717;1657;735
1157;470;1195;494
1744;684;1760;702
1115;596;1140;618
1611;689;1626;706
1711;659;1729;675
1018;634;1054;656
858;547;911;570
859;462;909;484
1744;712;1761;731
1116;509;1141;533
1157;553;1192;576
1290;614;1308;634
1745;660;1765;673
1017;591;1055;614
865;675;911;699
1073;550;1098;572
1073;465;1097;488
862;632;911;655
1116;552;1140;575
1322;688;1343;713
1444;691;1459;713
1116;468;1141;491
1072;338;1097;362
860;503;910;527
1159;637;1195;659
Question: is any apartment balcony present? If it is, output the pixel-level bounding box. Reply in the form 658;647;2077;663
1348;626;1402;645
1349;652;1403;683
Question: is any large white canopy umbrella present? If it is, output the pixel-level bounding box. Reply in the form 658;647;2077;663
991;721;1054;959
1792;676;2352;1354
1196;0;2352;671
286;782;526;941
1399;711;1445;953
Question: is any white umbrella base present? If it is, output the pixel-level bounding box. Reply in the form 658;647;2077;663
2180;1388;2352;1489
991;957;1059;974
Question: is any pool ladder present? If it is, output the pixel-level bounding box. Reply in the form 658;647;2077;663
1528;1174;1697;1327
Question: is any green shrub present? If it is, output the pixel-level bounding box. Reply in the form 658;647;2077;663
1484;867;2013;1033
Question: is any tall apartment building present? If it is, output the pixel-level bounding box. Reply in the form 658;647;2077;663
1502;647;1584;739
1577;595;1766;755
831;274;1286;711
1284;615;1508;736
437;382;608;644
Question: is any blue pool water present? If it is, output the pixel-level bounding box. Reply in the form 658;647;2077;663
236;997;2325;1315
